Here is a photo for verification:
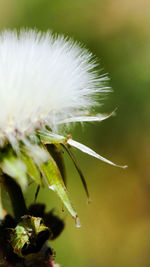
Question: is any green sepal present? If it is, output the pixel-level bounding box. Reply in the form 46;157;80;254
20;152;42;186
37;130;67;144
62;144;90;202
10;225;29;257
40;152;77;220
38;130;89;204
10;215;50;258
46;144;66;185
0;152;28;191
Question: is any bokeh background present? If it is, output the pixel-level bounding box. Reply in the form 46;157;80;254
1;0;150;266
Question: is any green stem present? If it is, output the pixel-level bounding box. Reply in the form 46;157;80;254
2;174;27;220
0;186;4;220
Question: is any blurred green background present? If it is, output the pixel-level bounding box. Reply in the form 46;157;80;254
1;0;150;266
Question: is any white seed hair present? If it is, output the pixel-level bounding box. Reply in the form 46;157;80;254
0;29;109;145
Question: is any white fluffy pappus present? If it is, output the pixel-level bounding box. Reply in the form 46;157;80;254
0;29;109;145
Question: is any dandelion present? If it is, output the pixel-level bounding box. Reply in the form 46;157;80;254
0;29;126;226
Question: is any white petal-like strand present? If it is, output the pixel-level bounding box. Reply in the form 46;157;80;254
67;139;127;169
38;130;127;169
0;29;108;144
57;109;117;124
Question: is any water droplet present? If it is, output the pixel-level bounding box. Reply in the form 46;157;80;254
87;197;91;204
75;216;81;228
48;185;55;192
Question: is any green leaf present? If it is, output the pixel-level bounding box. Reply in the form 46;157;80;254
40;153;78;221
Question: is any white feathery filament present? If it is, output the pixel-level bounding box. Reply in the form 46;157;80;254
0;29;108;145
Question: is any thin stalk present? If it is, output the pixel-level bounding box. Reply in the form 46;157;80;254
2;174;27;220
62;144;90;203
0;185;4;220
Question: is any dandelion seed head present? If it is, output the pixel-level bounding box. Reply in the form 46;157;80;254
0;29;126;226
0;29;109;145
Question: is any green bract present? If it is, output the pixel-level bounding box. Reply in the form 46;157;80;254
0;128;126;226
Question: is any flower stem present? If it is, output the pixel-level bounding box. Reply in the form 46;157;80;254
0;186;4;220
2;174;27;220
